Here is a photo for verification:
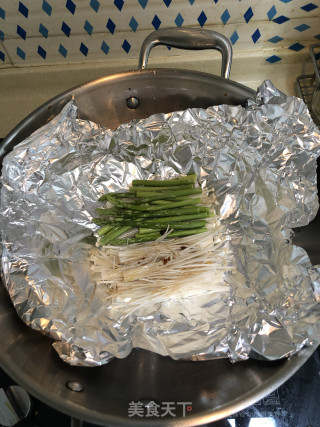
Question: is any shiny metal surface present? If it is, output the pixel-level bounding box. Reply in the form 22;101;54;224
0;68;251;165
0;285;317;426
0;385;32;426
0;388;20;427
0;30;318;425
66;382;84;393
138;28;232;79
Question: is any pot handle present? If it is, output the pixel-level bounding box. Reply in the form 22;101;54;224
138;28;232;79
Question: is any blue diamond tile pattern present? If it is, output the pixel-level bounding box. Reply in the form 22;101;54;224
295;24;310;32
59;44;67;57
39;23;49;38
175;13;184;27
18;2;29;18
267;6;277;20
221;9;230;25
266;55;281;63
138;0;148;8
80;42;89;56
301;3;318;11
230;31;239;45
106;18;116;34
66;0;76;15
90;0;100;13
0;0;318;66
38;45;46;59
0;50;5;62
101;41;110;55
198;11;207;27
42;0;52;16
122;39;131;54
268;35;283;43
273;15;290;24
17;47;26;60
114;0;124;12
61;21;71;37
129;17;138;32
152;15;161;30
289;42;305;51
17;25;26;40
252;28;261;43
84;20;93;35
244;7;253;23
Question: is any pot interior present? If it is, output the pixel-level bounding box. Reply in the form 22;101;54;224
1;68;318;426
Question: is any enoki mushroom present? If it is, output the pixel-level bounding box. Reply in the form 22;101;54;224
89;217;230;314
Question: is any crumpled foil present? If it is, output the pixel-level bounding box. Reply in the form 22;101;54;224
1;80;320;366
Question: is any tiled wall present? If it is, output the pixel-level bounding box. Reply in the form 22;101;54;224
0;0;319;68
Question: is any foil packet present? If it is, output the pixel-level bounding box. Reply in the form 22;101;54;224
1;80;320;366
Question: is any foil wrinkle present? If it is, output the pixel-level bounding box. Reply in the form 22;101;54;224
1;80;320;366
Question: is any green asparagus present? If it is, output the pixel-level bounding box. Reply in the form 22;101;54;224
93;174;215;246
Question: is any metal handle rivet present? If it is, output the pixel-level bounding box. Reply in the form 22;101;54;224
66;381;84;392
126;97;140;109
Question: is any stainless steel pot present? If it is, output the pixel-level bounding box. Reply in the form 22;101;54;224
0;28;318;426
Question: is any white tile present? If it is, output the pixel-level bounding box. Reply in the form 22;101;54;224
0;41;13;67
3;18;319;68
3;32;146;66
263;16;320;45
0;0;67;38
0;0;319;67
1;0;319;40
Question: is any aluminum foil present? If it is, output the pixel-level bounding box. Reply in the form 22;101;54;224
1;80;320;366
